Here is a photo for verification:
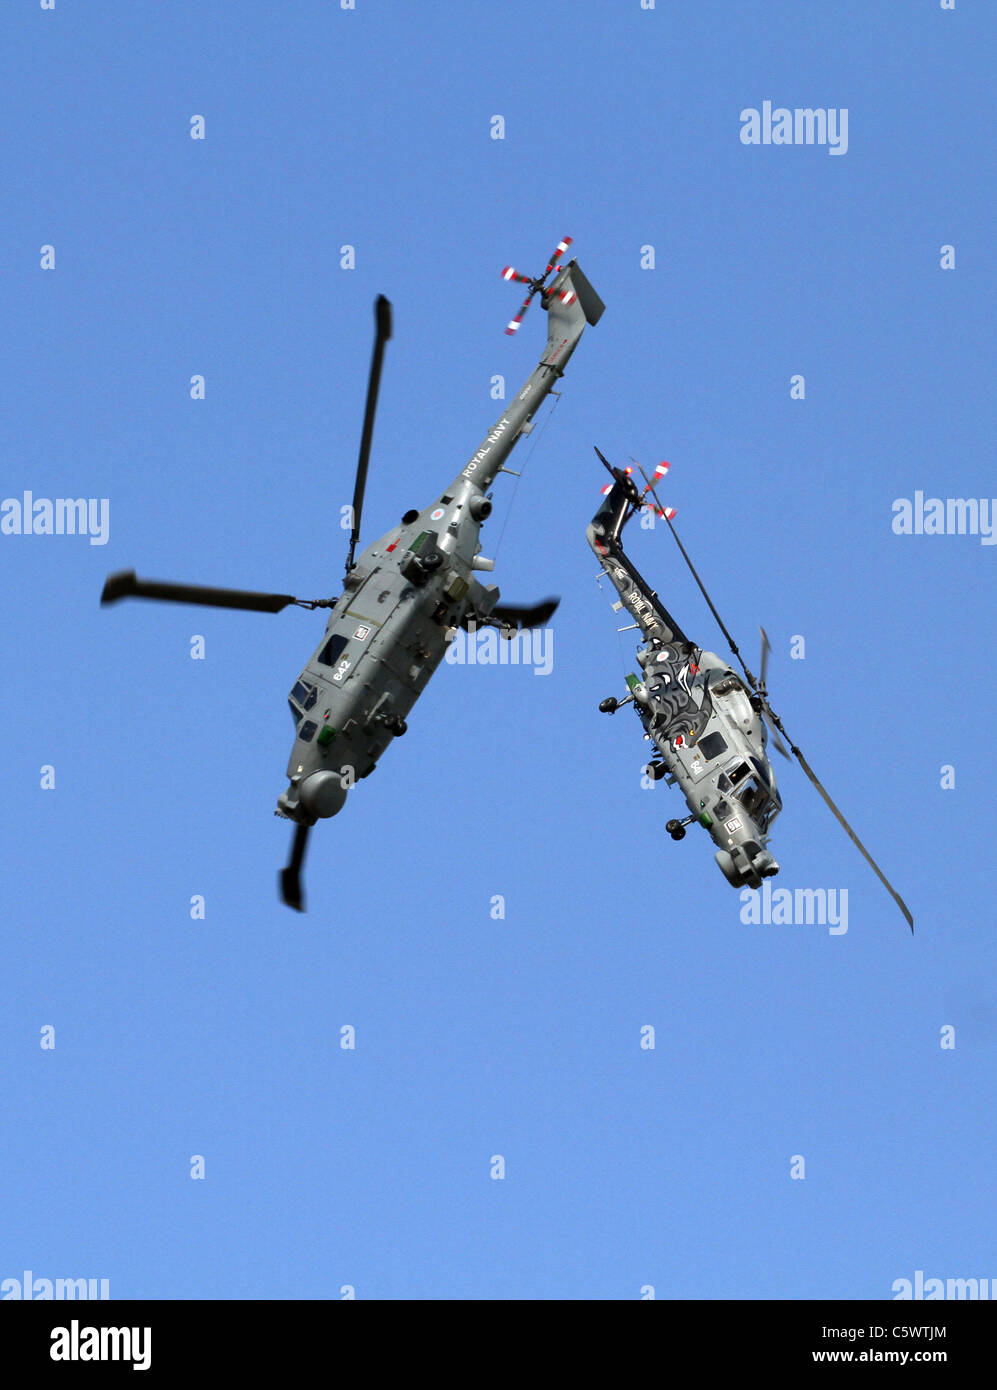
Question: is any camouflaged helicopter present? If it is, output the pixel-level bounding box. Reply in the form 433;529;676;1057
102;239;604;910
588;450;913;930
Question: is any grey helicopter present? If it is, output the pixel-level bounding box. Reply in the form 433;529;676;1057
101;238;604;910
588;450;913;930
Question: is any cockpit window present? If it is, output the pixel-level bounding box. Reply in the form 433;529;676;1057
697;732;728;761
751;756;771;788
712;674;744;696
318;634;348;667
737;775;778;831
291;679;318;710
298;720;318;743
737;776;768;817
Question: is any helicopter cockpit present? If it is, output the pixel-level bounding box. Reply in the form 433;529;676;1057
736;776;777;831
722;757;781;835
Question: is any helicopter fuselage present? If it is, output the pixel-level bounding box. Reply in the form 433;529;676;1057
278;259;605;828
589;479;782;890
277;480;498;824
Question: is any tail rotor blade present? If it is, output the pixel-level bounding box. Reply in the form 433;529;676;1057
505;288;536;335
543;236;572;276
347;294;393;573
280;823;311;912
638;460;670;502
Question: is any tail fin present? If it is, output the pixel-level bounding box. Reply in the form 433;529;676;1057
540;261;605;371
563;262;605;326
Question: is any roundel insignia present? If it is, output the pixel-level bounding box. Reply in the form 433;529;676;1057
430;507;445;520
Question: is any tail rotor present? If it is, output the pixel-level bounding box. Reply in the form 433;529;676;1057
501;236;573;336
636;460;676;520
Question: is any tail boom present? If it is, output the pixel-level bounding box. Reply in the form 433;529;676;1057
455;260;603;493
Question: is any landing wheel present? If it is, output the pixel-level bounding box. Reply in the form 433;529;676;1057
389;716;407;736
666;819;686;841
599;697;618;714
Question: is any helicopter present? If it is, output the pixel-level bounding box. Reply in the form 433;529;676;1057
587;449;913;930
101;239;604;911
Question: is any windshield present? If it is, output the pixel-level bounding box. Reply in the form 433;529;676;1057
291;679;318;710
737;775;776;830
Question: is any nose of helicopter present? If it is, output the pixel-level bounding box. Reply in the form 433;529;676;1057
277;770;348;823
715;841;779;889
299;771;348;819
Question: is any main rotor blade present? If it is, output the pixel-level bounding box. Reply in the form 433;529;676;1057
347;294;393;572
491;598;560;631
759;625;772;690
594;446;642;506
766;711;914;932
280;823;311;912
757;628;790;756
637;465;759;690
763;709;791;759
101;571;300;613
594;444;614;472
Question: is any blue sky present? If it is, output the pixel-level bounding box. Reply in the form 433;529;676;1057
2;0;994;1300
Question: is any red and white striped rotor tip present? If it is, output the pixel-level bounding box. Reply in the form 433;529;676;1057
641;461;670;490
544;236;573;273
